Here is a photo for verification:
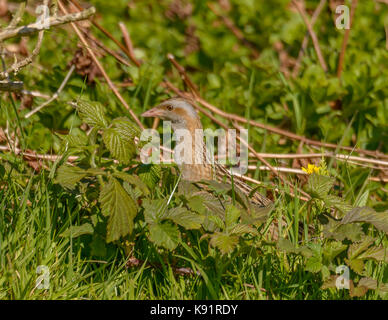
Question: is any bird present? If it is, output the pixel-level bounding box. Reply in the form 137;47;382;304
141;96;273;210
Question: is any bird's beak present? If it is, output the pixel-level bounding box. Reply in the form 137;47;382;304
141;106;164;118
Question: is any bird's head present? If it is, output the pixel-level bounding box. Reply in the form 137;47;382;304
141;97;201;131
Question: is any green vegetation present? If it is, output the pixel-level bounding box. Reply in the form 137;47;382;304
0;0;387;299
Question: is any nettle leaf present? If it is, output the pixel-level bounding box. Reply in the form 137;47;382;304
207;215;225;230
323;195;353;214
76;100;108;128
55;165;88;189
99;177;137;243
323;220;364;242
322;241;347;263
358;245;388;263
355;190;369;207
186;195;207;214
345;237;375;274
59;223;94;238
225;205;241;230
210;232;239;254
148;221;181;250
113;171;150;196
57;132;88;148
111;117;140;139
277;238;313;258
142;199;168;224
341;207;388;234
138;164;161;189
165;207;204;229
305;255;323;273
103;127;136;164
306;174;335;198
230;224;258;236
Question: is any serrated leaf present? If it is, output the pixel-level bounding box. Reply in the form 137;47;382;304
306;174;335;198
59;223;94;238
148;221;181;250
207;215;225;230
138;164;161;189
358;245;388;263
305;255;323;273
323;241;347;263
111;117;140;139
210;232;239;254
355;190;369;207
113;171;149;196
323;195;353;213
55;165;87;189
76;100;108;128
165;207;204;229
142;199;168;224
323;221;364;242
341;207;388;234
186;195;207;214
103;128;136;164
99;177;137;242
225;205;240;229
230;224;258;236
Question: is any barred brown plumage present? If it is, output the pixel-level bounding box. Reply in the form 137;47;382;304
142;96;273;209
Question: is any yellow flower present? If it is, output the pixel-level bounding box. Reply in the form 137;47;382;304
301;163;321;175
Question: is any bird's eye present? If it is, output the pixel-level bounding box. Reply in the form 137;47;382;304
166;105;173;111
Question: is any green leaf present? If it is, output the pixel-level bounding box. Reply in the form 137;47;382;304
55;165;87;189
306;174;335;198
59;223;94;238
323;195;353;213
323;220;364;242
165;207;204;229
142;199;168;224
225;205;240;230
113;171;150;196
103;127;136;164
138;164;161;189
76;100;108;128
322;241;347;263
341;207;388;234
230;224;258;236
305;255;323;273
111;117;140;139
355;190;369;207
186;195;207;214
99;177;137;242
148;221;181;250
210;232;239;254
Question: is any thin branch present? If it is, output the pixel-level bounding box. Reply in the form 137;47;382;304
57;1;144;130
291;0;328;72
25;64;75;118
207;2;260;59
0;29;44;79
167;53;199;97
118;22;141;67
69;0;137;64
337;0;358;78
292;0;326;77
0;6;96;42
6;2;26;30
